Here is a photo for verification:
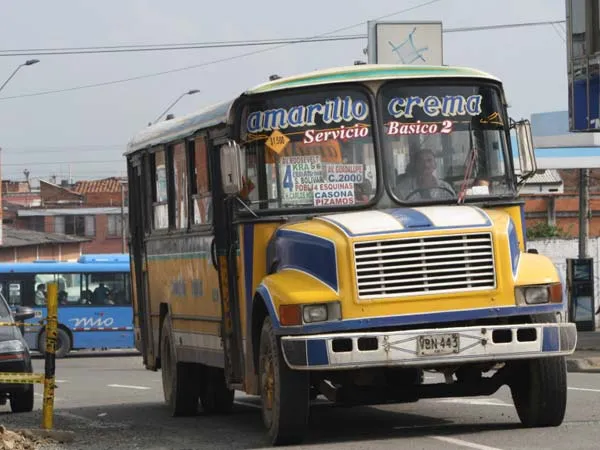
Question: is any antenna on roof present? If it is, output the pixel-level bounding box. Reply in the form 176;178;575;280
269;74;281;81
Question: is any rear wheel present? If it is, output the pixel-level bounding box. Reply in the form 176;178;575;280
160;315;200;416
10;385;34;413
38;328;71;359
259;317;309;446
199;366;234;414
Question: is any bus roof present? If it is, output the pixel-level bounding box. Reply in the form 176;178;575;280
0;262;130;274
124;64;499;155
0;254;130;274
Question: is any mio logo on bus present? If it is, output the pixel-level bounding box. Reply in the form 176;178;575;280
68;317;115;329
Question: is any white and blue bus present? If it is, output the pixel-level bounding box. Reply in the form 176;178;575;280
0;254;133;357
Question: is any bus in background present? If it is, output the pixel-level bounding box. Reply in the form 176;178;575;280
0;254;133;358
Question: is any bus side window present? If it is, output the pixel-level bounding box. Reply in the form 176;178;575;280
7;282;22;307
190;136;212;226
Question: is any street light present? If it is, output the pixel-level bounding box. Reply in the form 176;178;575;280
0;59;40;94
152;89;200;125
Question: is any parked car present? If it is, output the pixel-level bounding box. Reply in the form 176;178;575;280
0;292;35;413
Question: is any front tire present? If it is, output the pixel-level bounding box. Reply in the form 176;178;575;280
160;315;200;416
510;355;567;427
10;385;34;413
259;317;309;446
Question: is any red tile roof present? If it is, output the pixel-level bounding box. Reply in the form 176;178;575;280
73;177;126;194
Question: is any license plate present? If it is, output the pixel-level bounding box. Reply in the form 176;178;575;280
417;333;460;356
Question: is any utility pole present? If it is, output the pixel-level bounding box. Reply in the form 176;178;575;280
578;168;590;258
120;181;126;253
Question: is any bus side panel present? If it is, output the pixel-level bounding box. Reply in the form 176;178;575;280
145;233;223;367
61;306;134;349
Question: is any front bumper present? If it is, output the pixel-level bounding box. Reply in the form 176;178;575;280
281;322;577;370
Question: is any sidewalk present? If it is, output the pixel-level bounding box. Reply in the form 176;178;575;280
567;331;600;373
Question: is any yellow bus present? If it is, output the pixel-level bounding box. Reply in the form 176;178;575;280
125;64;576;446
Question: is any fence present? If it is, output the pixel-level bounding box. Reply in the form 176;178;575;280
0;282;58;429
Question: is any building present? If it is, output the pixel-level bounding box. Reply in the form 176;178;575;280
5;177;128;254
0;226;87;262
518;110;600;238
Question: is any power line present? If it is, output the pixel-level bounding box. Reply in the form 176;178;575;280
0;0;444;102
1;159;124;167
0;18;567;102
0;20;566;57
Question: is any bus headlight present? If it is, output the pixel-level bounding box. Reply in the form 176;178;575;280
515;283;562;305
303;302;341;324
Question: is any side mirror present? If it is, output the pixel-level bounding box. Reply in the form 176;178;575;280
220;140;243;195
14;306;35;322
512;118;537;179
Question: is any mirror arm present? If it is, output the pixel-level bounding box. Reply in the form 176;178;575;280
234;195;258;218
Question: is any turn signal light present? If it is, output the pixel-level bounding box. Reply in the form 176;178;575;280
279;304;302;326
549;283;563;303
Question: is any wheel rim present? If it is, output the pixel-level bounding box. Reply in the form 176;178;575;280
260;341;275;426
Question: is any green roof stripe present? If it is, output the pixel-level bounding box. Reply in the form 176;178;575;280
246;65;498;94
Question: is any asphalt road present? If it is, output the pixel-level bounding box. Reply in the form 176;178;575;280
1;353;600;449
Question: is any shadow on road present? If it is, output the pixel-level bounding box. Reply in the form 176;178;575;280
0;397;525;449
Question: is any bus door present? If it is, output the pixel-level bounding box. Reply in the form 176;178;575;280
211;136;245;385
128;154;153;365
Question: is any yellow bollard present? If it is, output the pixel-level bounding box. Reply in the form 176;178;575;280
42;282;58;430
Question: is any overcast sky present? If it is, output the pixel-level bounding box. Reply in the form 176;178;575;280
0;0;566;182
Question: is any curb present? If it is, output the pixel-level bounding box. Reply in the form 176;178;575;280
18;428;75;443
567;357;600;373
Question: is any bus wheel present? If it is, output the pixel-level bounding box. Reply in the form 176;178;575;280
509;355;567;427
160;315;199;416
259;317;309;446
199;366;234;414
38;328;71;359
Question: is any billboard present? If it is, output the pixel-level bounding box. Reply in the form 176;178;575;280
567;0;600;132
367;21;443;65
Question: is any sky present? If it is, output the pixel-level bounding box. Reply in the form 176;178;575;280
0;0;567;183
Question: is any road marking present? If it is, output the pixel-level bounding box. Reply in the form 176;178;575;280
235;400;261;409
55;411;126;429
430;435;503;450
433;398;511;407
55;379;69;384
569;387;600;393
107;384;150;390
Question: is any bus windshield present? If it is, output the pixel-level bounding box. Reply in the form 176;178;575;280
239;87;377;210
379;82;514;204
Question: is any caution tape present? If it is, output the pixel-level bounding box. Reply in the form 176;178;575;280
0;372;44;384
0;322;41;327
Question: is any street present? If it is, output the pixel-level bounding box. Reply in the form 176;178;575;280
0;354;598;449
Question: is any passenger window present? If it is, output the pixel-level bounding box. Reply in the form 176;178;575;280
190;136;212;225
172;142;189;229
35;273;82;306
152;149;169;230
82;273;131;306
7;283;22;307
